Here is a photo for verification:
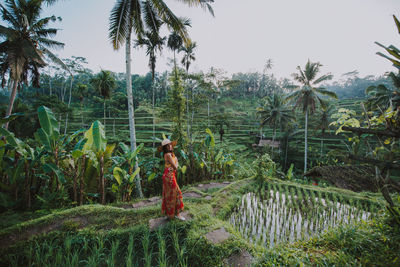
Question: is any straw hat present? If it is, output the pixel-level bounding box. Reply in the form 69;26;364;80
157;139;177;152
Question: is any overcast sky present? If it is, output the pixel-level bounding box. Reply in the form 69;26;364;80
39;0;400;82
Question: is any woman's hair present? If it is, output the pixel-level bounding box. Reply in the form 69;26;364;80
162;144;173;155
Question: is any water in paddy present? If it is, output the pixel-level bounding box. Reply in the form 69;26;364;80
229;191;372;248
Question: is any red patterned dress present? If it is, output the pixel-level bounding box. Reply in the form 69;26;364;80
161;154;184;218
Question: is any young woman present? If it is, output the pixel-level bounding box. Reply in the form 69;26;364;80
160;139;185;220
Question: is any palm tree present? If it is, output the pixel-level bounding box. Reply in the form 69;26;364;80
286;60;337;174
135;31;166;156
90;70;117;129
109;0;213;198
375;15;400;70
0;0;67;129
257;93;294;149
180;41;197;73
180;40;197;142
168;31;183;78
365;72;400;111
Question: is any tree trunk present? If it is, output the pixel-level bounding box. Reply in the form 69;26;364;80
304;109;308;175
189;86;195;156
24;162;31;209
207;100;210;127
73;164;78;203
152;82;155;158
49;76;52;96
103;99;106;128
125;25;143;198
272;127;276;152
186;73;190;144
79;156;86;206
284;137;289;170
81;103;84;128
100;155;105;205
113;118;116;137
64;77;74;135
4;80;18;130
320;138;323;158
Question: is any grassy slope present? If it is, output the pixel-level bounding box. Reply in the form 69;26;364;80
1;178;398;266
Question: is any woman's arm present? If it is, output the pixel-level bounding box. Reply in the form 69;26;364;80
165;153;178;170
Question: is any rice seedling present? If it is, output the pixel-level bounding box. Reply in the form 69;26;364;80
86;237;105;267
229;186;376;248
126;234;135;267
105;240;120;267
171;225;187;267
141;230;152;267
157;229;168;267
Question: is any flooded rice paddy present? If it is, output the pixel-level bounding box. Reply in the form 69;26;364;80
229;185;377;248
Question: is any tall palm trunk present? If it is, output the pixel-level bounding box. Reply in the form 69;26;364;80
100;155;105;205
152;82;155;158
173;51;177;80
49;77;52;96
4;80;18;129
64;77;73;134
79;156;86;206
190;86;194;147
272;127;276;152
207;100;210;127
304;109;308;174
103;99;106;129
284;136;289;169
186;74;189;143
320;131;324;158
125;26;143;198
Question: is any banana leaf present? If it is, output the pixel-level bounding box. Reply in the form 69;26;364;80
147;172;156;182
0;112;24;124
113;167;125;186
129;167;140;183
37;106;59;139
43;163;66;184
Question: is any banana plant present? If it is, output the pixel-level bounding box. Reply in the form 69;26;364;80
34;106;64;191
112;166;140;202
80;120;115;204
112;142;143;200
0;127;43;209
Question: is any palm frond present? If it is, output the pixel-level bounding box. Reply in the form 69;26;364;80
130;0;144;38
0;24;18;38
152;0;189;43
109;0;130;50
285;90;302;104
143;0;163;34
37;38;64;50
0;3;20;30
394;15;400;34
388;72;400;89
313;73;333;85
41;47;71;75
314;87;337;99
30;15;58;31
34;28;58;38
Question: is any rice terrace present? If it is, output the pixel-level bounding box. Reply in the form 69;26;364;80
1;0;400;266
